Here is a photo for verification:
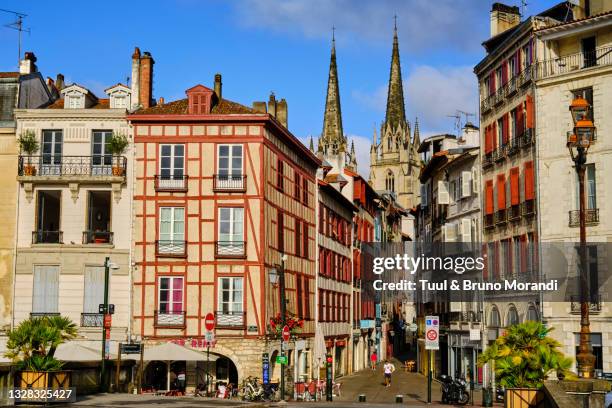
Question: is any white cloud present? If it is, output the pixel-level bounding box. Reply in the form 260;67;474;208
352;65;478;136
231;0;486;52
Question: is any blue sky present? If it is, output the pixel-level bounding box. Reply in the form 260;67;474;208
1;0;559;176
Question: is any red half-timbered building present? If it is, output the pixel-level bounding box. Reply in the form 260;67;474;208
128;77;319;389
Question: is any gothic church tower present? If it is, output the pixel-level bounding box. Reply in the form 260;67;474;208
369;24;421;210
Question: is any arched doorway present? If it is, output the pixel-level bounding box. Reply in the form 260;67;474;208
144;361;166;391
215;356;238;388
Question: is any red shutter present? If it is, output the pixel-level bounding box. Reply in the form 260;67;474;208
303;222;309;259
482;245;489;280
524;161;535;200
516;50;522;75
497;173;506;210
520;235;527;274
502;114;510;144
485;180;494;215
494;241;500;279
516;103;524;134
492;121;498;149
489;71;496;95
484;125;491;153
510;167;520;206
526;95;535;129
502;61;508;85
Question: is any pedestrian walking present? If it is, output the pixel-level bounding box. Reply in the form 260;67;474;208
370;351;377;370
383;360;395;387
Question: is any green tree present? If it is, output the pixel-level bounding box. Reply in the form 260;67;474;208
478;321;575;388
5;316;78;371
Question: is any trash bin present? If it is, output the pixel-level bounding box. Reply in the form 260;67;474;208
482;387;493;407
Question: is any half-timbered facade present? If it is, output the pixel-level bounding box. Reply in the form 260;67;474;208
129;77;319;388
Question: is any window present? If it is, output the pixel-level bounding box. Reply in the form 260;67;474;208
158;207;185;255
575;164;596;209
489;307;501;327
277;159;284;191
41;130;63;175
581;36;596;68
497;118;504;147
92;130;113;172
83;266;104;314
303;222;309;258
304;278;310;320
160;144;185;180
113;95;127;109
507;306;519;326
158;276;184;313
218;277;243;315
575;333;602;370
217;207;244;256
278;211;284;253
85;191;112;244
295;218;302;257
33;265;59;314
385;170;395;192
302;177;308;205
294;171;301;200
67;95;81;109
35;190;61;244
526;306;538;321
217;145;243;189
296;276;303;318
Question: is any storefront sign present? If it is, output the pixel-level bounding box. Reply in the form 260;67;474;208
360;320;375;329
262;353;270;384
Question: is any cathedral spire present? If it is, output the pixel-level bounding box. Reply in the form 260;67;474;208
349;140;358;169
413;117;421;146
309;135;314;152
384;20;406;131
320;29;346;154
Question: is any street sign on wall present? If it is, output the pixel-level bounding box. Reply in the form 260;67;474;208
425;315;439;350
205;313;215;331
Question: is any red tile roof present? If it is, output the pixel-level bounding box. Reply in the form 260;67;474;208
134;97;257;115
46;98;110;109
0;72;19;78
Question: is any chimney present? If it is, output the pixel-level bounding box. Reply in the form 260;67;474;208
490;3;521;38
56;74;65;91
131;47;141;109
277;98;288;128
267;93;277;118
252;101;267;113
139;51;154;109
19;52;37;75
158;97;165;105
214;73;222;100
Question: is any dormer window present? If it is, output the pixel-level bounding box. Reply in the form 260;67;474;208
105;84;132;110
67;95;82;109
185;85;214;115
61;84;96;109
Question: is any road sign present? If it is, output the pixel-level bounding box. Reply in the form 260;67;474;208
104;314;112;329
205;331;215;343
425;315;439;350
276;355;288;365
205;313;215;331
282;325;290;342
120;343;142;354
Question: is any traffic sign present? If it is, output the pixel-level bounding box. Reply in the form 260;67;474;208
425;315;439;350
276;355;288;365
205;313;215;331
282;325;290;342
104;314;112;329
205;331;215;343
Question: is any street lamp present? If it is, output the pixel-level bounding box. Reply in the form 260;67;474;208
100;257;119;391
269;253;288;401
567;96;596;379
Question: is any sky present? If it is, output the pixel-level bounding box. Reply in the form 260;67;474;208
0;0;559;176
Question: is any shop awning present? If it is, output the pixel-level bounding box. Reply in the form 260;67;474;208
141;342;217;362
55;343;115;361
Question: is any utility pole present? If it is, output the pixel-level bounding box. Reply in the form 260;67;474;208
1;8;30;66
100;257;111;392
279;255;287;402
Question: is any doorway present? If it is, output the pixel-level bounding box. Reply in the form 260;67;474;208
86;191;112;243
36;190;61;243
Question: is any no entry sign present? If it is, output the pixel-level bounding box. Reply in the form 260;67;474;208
425;315;439;350
205;313;215;331
282;325;290;342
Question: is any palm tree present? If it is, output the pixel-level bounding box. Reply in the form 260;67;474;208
478;321;575;389
5;316;77;371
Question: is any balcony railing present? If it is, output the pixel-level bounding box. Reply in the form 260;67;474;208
568;209;599;227
519;128;534;148
508;205;521;222
213;174;247;192
521;199;536;217
32;230;63;244
83;230;113;244
493;145;506;162
215;241;246;258
215;310;245;328
481;66;534;114
81;313;103;327
30;312;60;318
495;209;507;225
154;310;186;328
154;174;188;192
570;295;602;314
156;240;187;257
537;46;612;80
506;137;520;156
18;155;127;178
482;153;494;169
484;214;495;229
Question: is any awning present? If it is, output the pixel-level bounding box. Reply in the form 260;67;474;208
141;342;217;362
55;343;115;362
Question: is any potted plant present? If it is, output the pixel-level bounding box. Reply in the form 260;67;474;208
268;312;304;337
18;130;39;176
107;131;129;176
5;315;77;400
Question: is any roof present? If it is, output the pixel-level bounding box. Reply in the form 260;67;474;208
134;97;257;115
324;173;348;186
0;72;19;79
318;179;358;213
46;98;110;109
535;8;612;35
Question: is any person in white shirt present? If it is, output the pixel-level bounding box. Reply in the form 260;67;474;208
383;360;395;387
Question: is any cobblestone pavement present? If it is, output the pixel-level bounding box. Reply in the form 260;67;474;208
59;393;264;407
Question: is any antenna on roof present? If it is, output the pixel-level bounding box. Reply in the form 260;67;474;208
1;8;30;67
520;0;528;18
448;110;475;137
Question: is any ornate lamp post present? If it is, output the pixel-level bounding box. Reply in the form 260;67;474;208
567;96;596;378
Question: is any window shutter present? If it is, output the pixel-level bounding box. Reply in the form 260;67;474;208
462;171;472;198
84;266;105;313
526;95;535;129
421;184;428;207
485;180;494;215
482;245;489;280
461;218;472;242
503;114;510;144
510;167;520;206
438;180;450;205
502;61;509;85
524;161;535;200
443;223;457;242
516;50;522;74
303;223;309;259
472;168;479;195
520;235;527;273
484;125;492;153
497;174;506;210
33;265;59;313
489;71;496;95
492;121;498;149
516;103;524;134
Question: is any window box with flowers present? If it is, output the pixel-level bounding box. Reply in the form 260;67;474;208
268;313;304;337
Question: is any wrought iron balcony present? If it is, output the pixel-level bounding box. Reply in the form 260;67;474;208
508;205;521;222
154;174;188;192
517;65;533;87
18;155;127;180
30;312;60;318
493;145;506;162
32;230;63;244
570;295;602;314
215;310;245;329
506;137;520;156
484;214;495;229
215;241;246;258
83;230;113;244
482;153;494;169
81;313;103;327
495;209;507;225
568;209;599;228
519;129;534;148
521;199;536;217
537;46;612;80
154;310;186;328
156;240;187;257
213;174;247;192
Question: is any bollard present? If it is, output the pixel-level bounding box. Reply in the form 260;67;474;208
359;394;367;402
396;395;404;403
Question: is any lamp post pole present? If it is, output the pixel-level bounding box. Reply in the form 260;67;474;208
100;256;111;391
279;256;287;402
